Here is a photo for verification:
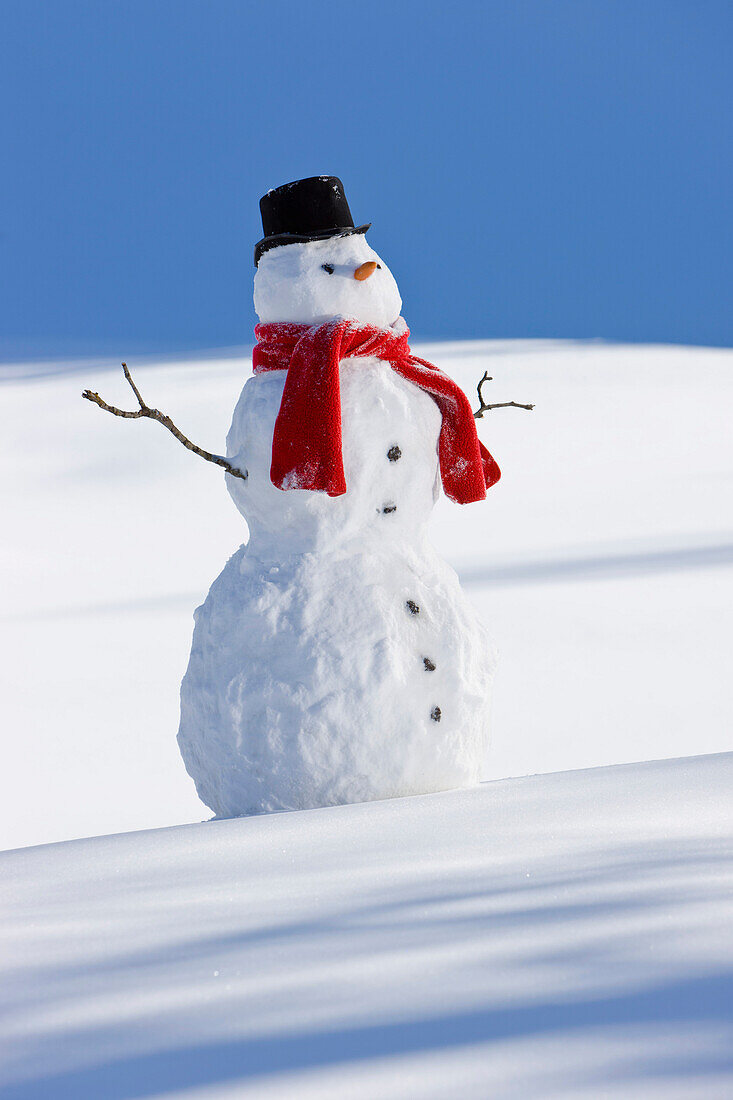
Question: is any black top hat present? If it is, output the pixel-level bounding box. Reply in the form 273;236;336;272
254;176;370;265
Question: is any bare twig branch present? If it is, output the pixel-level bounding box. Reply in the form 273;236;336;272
473;371;534;418
122;362;146;410
82;363;248;481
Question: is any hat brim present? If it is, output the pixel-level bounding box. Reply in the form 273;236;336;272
254;223;371;266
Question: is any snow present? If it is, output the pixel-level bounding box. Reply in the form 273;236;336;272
1;336;731;1096
180;340;494;816
0;339;732;849
253;234;401;327
179;541;495;816
2;751;731;1099
224;352;443;553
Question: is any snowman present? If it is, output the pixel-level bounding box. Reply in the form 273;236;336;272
175;177;502;817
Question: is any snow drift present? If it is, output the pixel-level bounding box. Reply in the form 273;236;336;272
2;753;731;1099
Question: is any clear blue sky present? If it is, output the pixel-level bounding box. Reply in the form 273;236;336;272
1;0;731;357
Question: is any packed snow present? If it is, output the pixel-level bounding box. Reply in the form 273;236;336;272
179;239;496;816
253;233;402;326
0;339;732;848
2;752;731;1099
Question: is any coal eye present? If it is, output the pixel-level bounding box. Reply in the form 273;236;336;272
322;263;334;274
376;264;382;269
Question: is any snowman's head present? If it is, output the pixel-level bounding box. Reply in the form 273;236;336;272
254;234;402;329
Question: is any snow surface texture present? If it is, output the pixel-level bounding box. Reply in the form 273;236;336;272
178;241;496;815
0;341;732;848
2;753;732;1099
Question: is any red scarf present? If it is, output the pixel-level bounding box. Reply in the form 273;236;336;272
252;318;500;504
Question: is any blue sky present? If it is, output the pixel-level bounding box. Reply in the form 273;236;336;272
1;0;731;357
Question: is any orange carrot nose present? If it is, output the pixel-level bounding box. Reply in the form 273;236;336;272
354;261;378;281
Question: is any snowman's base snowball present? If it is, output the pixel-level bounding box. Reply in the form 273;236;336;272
177;542;496;817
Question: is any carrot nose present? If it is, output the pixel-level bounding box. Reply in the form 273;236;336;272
354;261;378;281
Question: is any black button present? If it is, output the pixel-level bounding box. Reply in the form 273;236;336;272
406;600;420;615
382;504;397;514
423;657;436;671
430;706;442;722
387;445;402;462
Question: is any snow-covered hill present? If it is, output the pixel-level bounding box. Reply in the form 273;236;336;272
1;340;731;850
2;752;731;1099
1;341;731;1097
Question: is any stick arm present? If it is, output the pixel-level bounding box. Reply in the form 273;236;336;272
82;364;248;481
473;371;534;417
